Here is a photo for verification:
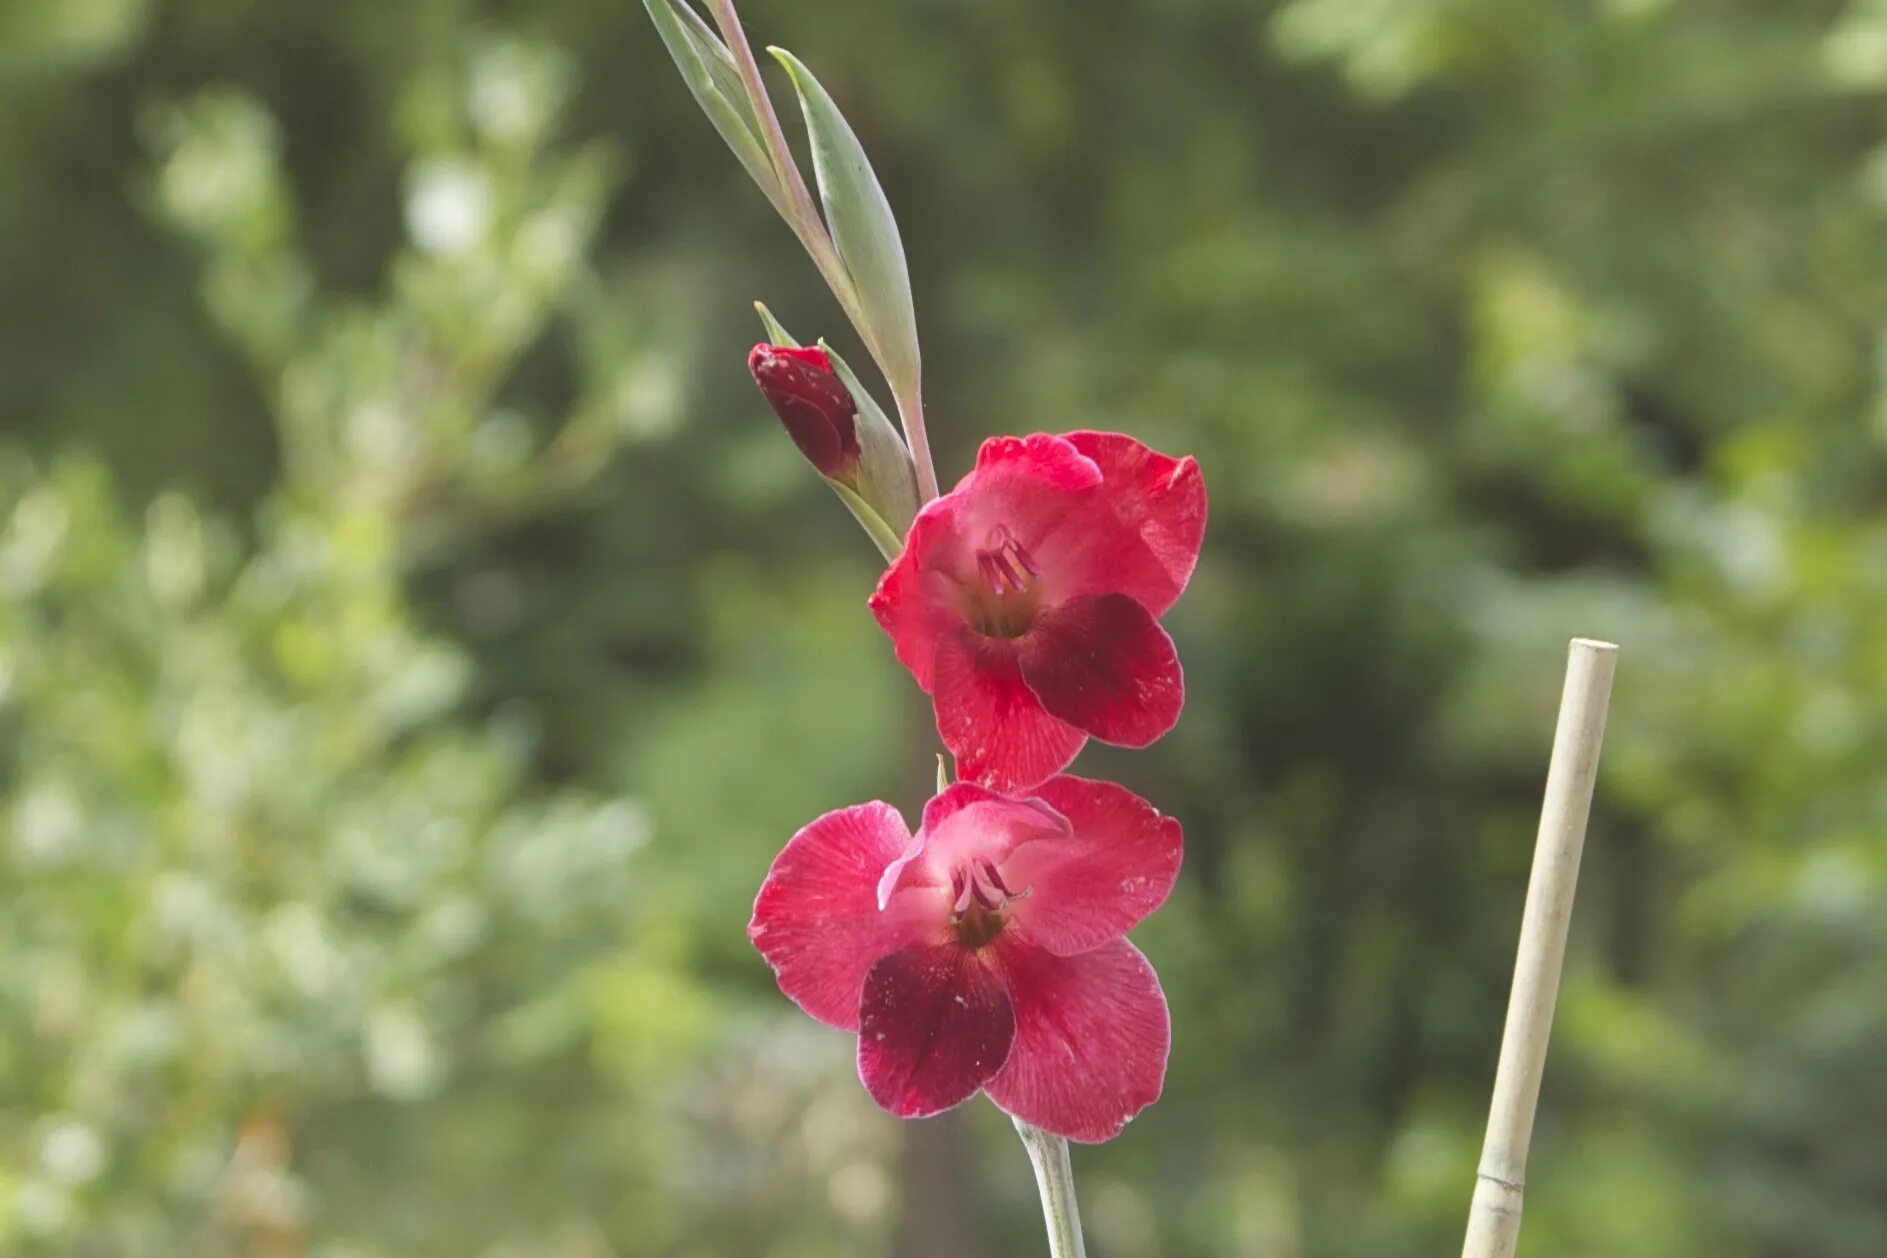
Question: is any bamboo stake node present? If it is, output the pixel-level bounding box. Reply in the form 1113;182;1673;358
1461;638;1617;1258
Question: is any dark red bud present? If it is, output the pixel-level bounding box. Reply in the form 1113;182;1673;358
747;344;861;480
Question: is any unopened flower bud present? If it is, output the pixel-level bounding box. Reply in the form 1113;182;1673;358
748;344;861;482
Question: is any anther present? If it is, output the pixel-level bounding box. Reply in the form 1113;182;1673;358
982;860;1015;898
975;527;1041;597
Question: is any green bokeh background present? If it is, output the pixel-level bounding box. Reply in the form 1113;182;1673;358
4;1;1886;1254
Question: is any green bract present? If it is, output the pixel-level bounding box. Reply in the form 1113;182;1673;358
768;48;922;403
820;337;919;541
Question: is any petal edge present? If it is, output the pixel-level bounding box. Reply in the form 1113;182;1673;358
1016;593;1184;749
985;937;1170;1143
750;802;934;1031
933;631;1087;792
1003;775;1184;956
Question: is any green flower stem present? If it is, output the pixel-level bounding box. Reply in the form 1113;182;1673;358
896;380;939;504
1014;1118;1088;1258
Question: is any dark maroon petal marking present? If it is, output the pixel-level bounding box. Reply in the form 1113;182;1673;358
858;945;1016;1119
1016;593;1183;747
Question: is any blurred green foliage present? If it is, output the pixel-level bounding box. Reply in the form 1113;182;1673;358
2;1;1886;1255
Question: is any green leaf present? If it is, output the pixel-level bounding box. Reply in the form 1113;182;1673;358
641;0;791;220
768;48;921;400
826;478;905;563
753;300;797;347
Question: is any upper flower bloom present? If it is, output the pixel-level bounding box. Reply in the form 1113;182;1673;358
870;432;1206;791
749;776;1181;1142
749;343;861;481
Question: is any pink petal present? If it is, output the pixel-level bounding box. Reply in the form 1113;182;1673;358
921;780;1038;831
871;435;1105;695
875;833;930;911
749;803;941;1031
1035;432;1206;617
875;782;1070;903
933;630;1087;793
858;944;1016;1119
1002;776;1184;956
985;938;1170;1143
965;433;1104;516
956;434;1107;574
919;782;1070;860
1016;594;1183;748
869;494;975;692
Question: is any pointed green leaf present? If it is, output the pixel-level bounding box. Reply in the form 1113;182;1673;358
753;300;798;347
768;48;921;399
641;0;791;220
667;1;755;123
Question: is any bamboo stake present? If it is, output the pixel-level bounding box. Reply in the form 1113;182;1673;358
1461;638;1618;1258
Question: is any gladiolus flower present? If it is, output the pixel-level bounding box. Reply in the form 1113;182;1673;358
870;432;1206;791
749;343;861;481
748;776;1180;1142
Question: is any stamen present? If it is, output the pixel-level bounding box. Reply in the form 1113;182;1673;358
948;857;1025;948
971;877;1003;912
992;550;1028;592
973;526;1042;598
982;860;1014;897
951;869;974;916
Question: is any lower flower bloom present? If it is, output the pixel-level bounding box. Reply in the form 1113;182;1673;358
749;776;1181;1142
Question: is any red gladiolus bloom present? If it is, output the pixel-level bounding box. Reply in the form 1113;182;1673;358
870;432;1205;791
748;343;861;480
749;776;1180;1142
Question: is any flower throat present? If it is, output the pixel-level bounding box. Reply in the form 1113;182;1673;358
950;858;1025;948
969;526;1043;638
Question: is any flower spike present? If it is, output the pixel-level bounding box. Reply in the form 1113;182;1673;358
641;0;938;500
